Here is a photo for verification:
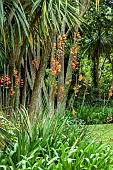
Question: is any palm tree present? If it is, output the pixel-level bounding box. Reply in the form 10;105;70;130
0;0;90;119
81;1;113;98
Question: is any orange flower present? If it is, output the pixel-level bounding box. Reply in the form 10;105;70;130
73;56;76;60
52;61;56;68
57;65;61;72
65;81;70;85
54;89;57;95
73;86;76;91
72;63;76;71
109;91;113;97
11;88;15;96
1;76;4;83
70;51;74;55
78;85;82;88
76;61;79;65
78;74;82;81
60;86;64;93
55;60;59;67
51;57;54;62
15;77;19;85
13;69;18;76
51;70;57;76
58;35;62;41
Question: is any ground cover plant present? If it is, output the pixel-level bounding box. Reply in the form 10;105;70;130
0;110;113;170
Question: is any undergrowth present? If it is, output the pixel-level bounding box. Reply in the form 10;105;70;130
0;108;113;170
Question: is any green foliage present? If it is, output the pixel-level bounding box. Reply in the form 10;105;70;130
77;105;113;125
0;110;113;169
80;0;113;97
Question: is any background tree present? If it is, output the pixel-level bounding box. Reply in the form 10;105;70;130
81;0;113;99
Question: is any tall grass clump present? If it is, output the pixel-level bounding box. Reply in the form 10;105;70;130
0;108;113;169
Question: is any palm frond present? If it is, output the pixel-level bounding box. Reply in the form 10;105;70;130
31;0;85;37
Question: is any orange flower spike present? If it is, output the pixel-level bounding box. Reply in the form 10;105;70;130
72;63;76;71
8;81;11;84
7;76;10;81
51;57;54;62
78;85;82;89
11;88;15;95
60;86;64;93
76;61;79;65
109;91;113;97
73;86;76;91
58;35;62;41
51;70;57;76
1;77;4;83
70;51;74;55
11;91;15;96
72;61;76;65
32;60;35;65
73;56;76;60
55;60;59;67
54;89;57;95
78;74;82;81
14;69;18;75
57;65;61;72
72;66;75;71
52;61;56;68
65;81;70;85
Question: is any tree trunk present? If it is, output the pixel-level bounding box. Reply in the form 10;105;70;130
57;20;65;113
28;47;49;120
22;48;27;107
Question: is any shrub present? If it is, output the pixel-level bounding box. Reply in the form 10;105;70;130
76;105;113;125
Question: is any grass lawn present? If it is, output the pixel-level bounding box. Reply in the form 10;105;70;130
87;124;113;149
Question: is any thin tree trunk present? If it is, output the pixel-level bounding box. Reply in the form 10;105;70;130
57;20;65;113
22;48;27;107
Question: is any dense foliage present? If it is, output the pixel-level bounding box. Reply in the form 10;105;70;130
0;111;113;169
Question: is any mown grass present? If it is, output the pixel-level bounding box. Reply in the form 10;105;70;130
88;124;113;149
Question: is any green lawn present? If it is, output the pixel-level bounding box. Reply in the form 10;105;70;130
87;124;113;149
